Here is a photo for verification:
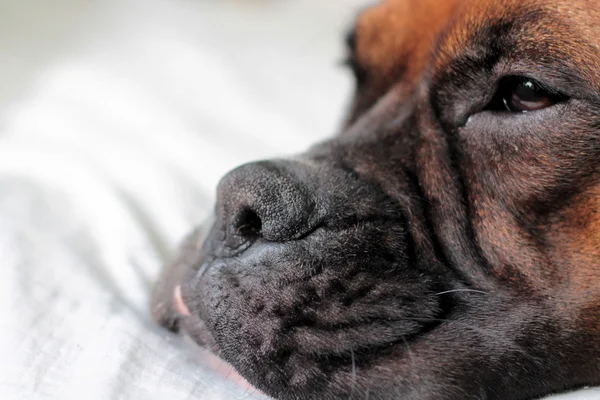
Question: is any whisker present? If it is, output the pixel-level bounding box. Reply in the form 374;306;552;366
224;365;234;383
244;387;258;399
216;352;226;373
242;374;253;397
397;317;539;362
348;349;357;400
435;289;490;296
401;335;414;366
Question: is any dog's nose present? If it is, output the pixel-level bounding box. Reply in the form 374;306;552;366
216;160;318;246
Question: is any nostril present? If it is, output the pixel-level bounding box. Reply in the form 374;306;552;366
217;160;320;244
235;208;263;238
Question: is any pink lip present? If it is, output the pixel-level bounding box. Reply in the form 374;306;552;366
173;285;268;398
173;285;191;316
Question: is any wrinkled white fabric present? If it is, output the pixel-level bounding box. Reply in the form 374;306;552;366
0;1;597;399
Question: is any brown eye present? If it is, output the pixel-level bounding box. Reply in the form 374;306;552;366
500;78;560;112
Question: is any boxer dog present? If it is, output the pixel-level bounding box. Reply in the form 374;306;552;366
152;0;600;398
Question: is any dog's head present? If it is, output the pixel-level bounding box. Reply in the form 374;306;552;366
152;1;600;398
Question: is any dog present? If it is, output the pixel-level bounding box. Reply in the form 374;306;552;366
151;0;600;398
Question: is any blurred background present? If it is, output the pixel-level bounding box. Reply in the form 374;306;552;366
0;0;367;399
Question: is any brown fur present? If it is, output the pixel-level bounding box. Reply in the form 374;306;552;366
354;0;600;339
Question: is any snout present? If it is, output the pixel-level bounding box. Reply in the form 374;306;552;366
153;156;447;399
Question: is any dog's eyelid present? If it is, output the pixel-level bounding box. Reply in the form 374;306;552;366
500;61;593;99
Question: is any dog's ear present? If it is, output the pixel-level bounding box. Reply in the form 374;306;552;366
344;0;457;125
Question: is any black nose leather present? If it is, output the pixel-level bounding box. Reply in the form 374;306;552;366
216;160;318;247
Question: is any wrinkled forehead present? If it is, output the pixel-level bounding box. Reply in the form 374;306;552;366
354;0;600;89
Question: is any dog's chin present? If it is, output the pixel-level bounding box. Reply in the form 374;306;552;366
158;220;450;399
172;291;267;397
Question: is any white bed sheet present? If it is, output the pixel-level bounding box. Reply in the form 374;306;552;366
0;0;597;399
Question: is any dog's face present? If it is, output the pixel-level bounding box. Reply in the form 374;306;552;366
152;0;600;399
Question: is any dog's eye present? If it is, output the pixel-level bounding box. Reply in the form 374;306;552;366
503;79;554;112
492;77;563;113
